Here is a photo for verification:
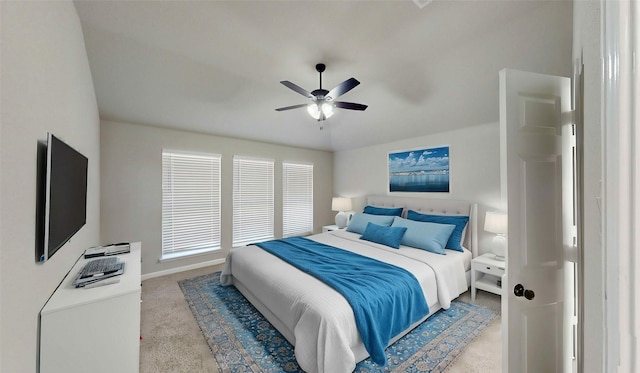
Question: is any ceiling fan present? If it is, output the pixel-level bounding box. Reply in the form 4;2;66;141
275;63;368;121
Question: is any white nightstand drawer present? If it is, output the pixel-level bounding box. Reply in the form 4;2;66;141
476;262;505;277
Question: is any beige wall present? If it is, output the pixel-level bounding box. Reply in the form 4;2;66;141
333;122;502;255
0;1;101;371
100;120;334;277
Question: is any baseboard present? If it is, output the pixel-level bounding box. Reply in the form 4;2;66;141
142;258;226;281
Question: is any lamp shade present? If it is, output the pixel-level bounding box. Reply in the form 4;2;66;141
331;197;352;212
484;211;507;234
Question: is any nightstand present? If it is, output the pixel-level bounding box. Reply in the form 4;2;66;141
471;253;506;300
322;224;344;233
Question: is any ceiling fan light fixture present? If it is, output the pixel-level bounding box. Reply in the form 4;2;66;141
307;102;334;120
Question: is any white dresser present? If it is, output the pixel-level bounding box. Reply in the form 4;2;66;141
39;242;141;373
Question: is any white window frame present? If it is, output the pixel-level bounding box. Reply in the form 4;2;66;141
283;161;314;237
232;155;274;247
161;150;221;260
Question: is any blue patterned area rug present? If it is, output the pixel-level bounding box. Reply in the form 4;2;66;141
179;272;498;373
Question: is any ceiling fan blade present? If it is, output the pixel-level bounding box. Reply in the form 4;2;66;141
326;78;360;100
280;81;314;99
275;103;309;111
334;101;368;111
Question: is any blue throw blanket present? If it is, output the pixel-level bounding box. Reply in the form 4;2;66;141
254;236;429;366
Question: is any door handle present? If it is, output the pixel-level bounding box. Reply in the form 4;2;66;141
514;284;535;300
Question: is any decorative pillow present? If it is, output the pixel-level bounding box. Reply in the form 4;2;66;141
406;210;469;252
360;223;408;249
346;213;395;235
391;217;455;255
363;205;404;217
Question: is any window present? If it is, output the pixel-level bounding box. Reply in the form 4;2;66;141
162;150;221;259
283;162;313;236
233;156;274;246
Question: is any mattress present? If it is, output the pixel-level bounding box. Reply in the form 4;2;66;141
220;229;469;373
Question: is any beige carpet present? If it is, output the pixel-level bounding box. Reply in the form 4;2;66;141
140;264;502;372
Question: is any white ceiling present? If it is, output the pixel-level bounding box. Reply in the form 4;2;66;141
74;0;573;152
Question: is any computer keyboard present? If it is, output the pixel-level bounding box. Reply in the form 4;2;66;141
80;257;121;278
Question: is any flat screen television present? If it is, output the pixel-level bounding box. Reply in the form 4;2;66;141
39;133;88;262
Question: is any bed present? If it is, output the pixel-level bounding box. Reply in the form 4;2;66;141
220;195;478;373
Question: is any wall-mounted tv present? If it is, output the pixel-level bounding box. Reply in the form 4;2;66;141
38;133;88;262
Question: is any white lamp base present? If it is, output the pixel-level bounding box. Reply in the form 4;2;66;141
335;211;348;229
492;234;506;261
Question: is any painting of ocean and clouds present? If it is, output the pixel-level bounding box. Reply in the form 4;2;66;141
388;146;450;192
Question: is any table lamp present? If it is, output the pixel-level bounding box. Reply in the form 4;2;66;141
332;197;352;229
484;211;508;261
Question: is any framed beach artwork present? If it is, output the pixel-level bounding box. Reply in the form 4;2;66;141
388;146;450;193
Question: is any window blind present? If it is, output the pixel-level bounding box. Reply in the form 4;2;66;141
233;156;274;246
283;162;313;236
162;150;221;258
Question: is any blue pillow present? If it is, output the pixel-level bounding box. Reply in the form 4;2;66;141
363;205;404;217
406;210;469;252
346;213;395;235
391;217;455;255
360;223;408;249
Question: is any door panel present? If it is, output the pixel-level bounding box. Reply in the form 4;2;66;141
524;304;561;372
522;156;561;267
500;68;572;372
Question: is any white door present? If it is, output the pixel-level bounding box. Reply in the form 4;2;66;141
499;69;574;372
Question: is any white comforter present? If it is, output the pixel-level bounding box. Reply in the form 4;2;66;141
220;230;469;373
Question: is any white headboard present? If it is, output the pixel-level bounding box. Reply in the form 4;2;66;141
365;195;478;257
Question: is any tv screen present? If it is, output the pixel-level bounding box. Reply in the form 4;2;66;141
41;133;88;262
